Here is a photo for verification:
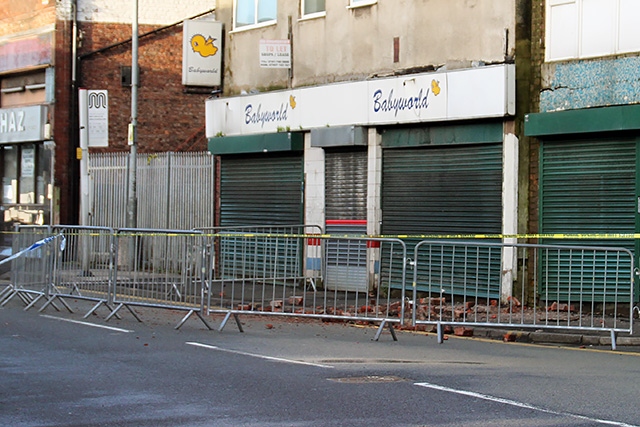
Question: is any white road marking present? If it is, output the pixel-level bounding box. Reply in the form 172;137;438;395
40;314;133;333
414;382;638;427
186;341;334;369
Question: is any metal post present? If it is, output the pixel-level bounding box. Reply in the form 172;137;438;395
126;0;139;229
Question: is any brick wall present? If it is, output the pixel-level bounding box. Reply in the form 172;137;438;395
527;0;545;235
54;18;76;224
78;22;210;153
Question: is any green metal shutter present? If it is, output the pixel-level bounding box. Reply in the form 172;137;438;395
381;143;503;298
382;143;503;235
540;138;636;302
220;154;303;226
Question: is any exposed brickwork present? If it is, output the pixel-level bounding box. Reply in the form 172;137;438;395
54;18;76;224
78;22;210;153
528;0;545;236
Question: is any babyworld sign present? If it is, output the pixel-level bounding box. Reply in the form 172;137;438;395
206;64;514;137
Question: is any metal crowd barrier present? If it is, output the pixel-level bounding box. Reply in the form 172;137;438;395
37;226;118;318
411;240;635;349
109;228;210;329
204;232;407;341
1;226;57;309
196;224;323;292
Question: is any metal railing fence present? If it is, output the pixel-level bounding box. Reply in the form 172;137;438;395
202;232;407;340
197;225;323;292
89;151;215;230
109;228;211;329
5;226;638;348
39;226;117;317
411;240;635;348
1;227;65;310
2;226;52;308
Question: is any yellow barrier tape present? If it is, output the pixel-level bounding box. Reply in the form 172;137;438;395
5;230;640;239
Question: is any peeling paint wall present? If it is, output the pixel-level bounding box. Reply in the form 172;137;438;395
540;57;640;112
216;0;516;95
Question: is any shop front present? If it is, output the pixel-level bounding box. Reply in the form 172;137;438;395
525;105;640;302
206;64;516;295
0;105;52;255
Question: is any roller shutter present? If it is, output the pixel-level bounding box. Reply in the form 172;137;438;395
382;143;502;235
324;149;368;291
540;137;636;302
324;150;367;221
219;154;303;226
381;143;503;298
217;154;304;282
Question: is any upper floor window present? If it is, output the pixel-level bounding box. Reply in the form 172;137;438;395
546;0;640;61
302;0;325;17
234;0;277;29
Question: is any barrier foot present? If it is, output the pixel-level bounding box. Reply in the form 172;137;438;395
105;303;141;323
373;320;398;342
83;301;108;319
38;295;73;314
23;293;46;311
0;285;13;302
175;310;214;331
610;330;617;351
17;291;38;307
219;312;244;333
0;289;18;306
437;322;444;344
104;303;122;321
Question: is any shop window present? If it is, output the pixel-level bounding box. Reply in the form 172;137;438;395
19;145;36;204
302;0;325;17
1;143;46;205
2;146;17;204
234;0;277;29
546;0;640;61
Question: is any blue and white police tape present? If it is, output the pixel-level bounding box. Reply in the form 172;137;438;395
0;234;66;266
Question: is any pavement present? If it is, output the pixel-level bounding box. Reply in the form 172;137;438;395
2;280;639;350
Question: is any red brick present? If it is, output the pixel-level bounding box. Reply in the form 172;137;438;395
454;327;474;337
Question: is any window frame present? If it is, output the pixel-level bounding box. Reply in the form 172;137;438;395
233;0;278;31
545;0;640;62
301;0;326;20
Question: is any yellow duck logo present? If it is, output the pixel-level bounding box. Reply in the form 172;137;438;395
289;95;297;109
190;34;218;57
431;79;441;96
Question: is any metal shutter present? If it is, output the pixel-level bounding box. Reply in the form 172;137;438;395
324;150;367;220
540;137;636;302
220;154;303;226
382;143;503;235
381;143;503;298
324;150;368;291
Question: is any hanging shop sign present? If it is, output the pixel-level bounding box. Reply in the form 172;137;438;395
0;105;47;144
87;90;109;147
182;19;223;87
206;64;515;137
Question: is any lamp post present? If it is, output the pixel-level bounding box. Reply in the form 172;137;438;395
126;0;139;229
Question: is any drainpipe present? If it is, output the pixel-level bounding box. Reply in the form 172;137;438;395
68;0;80;225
